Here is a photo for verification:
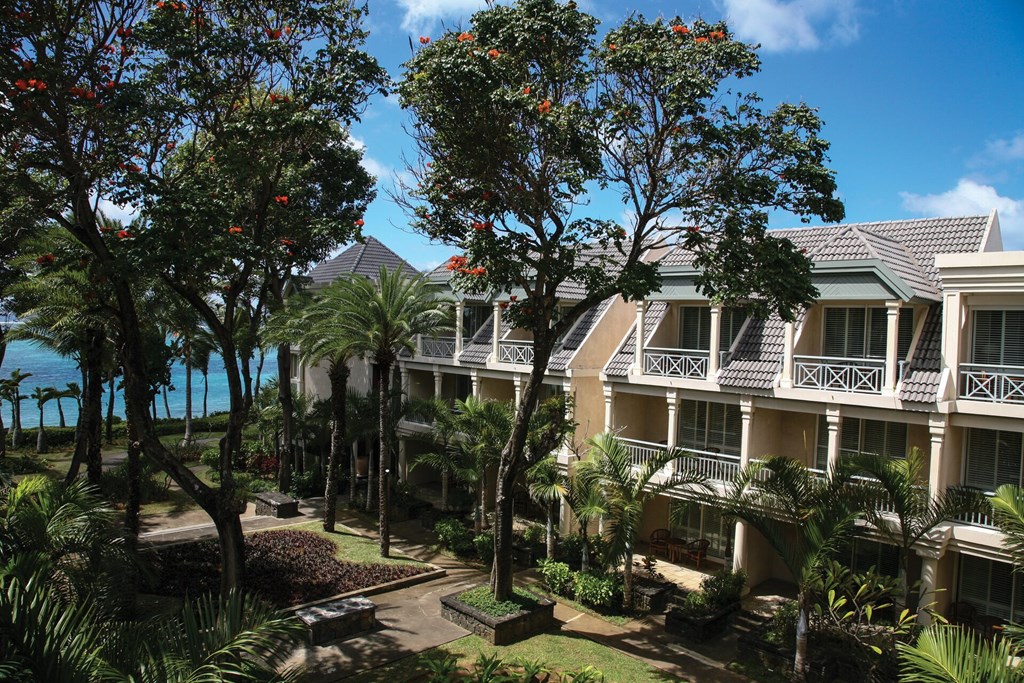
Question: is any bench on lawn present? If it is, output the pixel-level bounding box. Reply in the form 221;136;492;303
296;596;376;645
253;491;298;518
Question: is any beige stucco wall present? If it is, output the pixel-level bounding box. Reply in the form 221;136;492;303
479;376;514;402
570;296;635;370
611;393;667;443
569;375;608;449
751;408;818;466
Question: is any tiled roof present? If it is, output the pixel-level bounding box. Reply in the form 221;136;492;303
899;305;943;405
308;237;417;285
809;226;939;300
604;302;669;377
718;312;803;390
549;298;613;371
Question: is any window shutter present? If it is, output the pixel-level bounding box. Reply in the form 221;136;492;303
867;308;887;359
847;308;867;358
989;560;1015;620
1005;311;1024;366
886;422;908;459
898;308;915;360
965;428;998;491
958;555;992;613
723;405;742;454
861;419;886;457
677;399;700;450
973;310;1002;365
816;415;829;471
823;308;848;357
720;308;748;352
996;430;1023;488
840;417;861;457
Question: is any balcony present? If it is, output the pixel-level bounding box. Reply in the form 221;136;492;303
419;336;457;359
619;438;740;483
793;355;884;394
498;340;534;365
959;364;1024;403
643;348;708;379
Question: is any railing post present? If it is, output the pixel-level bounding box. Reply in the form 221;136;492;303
632;300;646;375
666;390;679;450
455;301;464;358
491;301;501;363
826;406;841;474
708;304;722;381
780;321;795;388
883;301;902;395
941;291;964;400
603;385;614;433
513;373;523;413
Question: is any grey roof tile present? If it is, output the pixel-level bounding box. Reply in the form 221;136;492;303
718;312;804;389
550;298;613;371
604;302;669;377
899;305;942;404
809;226;939;300
309;236;417;285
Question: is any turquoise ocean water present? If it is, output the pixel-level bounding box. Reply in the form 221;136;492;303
2;338;278;427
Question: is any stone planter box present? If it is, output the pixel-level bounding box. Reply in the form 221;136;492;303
296;596;376;645
440;588;555;645
254;492;298;518
665;600;740;642
634;581;675;614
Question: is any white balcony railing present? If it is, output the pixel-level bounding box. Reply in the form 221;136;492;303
643;348;709;378
960;364;1024;403
793;355;885;393
619;438;739;483
958;497;998;529
420;336;456;359
498;340;534;365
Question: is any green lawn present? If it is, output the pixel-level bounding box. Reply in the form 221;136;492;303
345;633;675;682
293;521;427;567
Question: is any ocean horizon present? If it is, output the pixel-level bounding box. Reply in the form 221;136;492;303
1;338;279;428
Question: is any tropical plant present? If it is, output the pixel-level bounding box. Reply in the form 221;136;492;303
31;386;60;453
452;396;514;534
563;466;608;572
721;456;862;681
4;369;32;450
330;267;452;556
526;456;567;560
849;447;984;610
409;397;463;512
897;624;1024;683
577;432;709;610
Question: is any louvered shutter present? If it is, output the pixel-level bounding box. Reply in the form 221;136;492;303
989;560;1015;620
867;308;887;358
965;428;998;491
703;506;728;557
1005;311;1024;366
885;422;908;459
840;417;861;458
973;310;1002;365
720;308;748;352
996;430;1023;488
823;308;848;357
723;405;742;454
847;308;867;358
898;308;915;360
707;403;725;452
679;307;711;351
815;415;829;471
958;555;991;613
677;400;700;450
861;419;887;457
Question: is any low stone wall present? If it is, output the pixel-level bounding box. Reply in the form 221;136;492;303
254;492;298;518
296;595;376;645
440;589;555;645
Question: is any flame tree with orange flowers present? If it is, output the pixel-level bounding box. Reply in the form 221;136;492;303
0;0;386;593
398;0;845;602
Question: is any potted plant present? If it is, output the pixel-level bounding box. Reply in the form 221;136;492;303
666;569;746;642
632;555;676;613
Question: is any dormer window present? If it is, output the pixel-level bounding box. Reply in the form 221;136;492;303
678;306;747;351
823;307;913;360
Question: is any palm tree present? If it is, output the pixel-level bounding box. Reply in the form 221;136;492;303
526;456;567;560
453;396;513;533
577;432;710;611
6;369;32;449
62;382;81;431
409;397;462;512
32;386;59;453
563;467;607;572
721;456;862;681
332;267;452;557
849;447;985;611
345;391;377;509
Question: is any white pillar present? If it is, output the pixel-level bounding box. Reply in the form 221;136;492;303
632;300;647;375
826;406;841;473
708;304;723;380
471;370;480;399
400;367;410;397
929;418;947;500
603;385;614;433
883;301;902;394
433;369;443;399
666;390;679;449
455;301;465;357
398;439;408;482
780;321;795;388
514;373;523;412
733;521;748;576
491;301;502;362
917;551;940;625
941;292;964;400
739;398;754;467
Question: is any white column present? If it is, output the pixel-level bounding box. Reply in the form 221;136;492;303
491;301;501;362
400;366;410;397
398;439;408;482
603;385;614;433
455;301;465;357
739;398;754;467
883;301;902;394
666;390;679;449
826;406;841;473
780;321;795;388
708;304;723;380
471;370;480;399
917;551;940;625
928;418;947;500
632;300;647;375
513;373;523;412
433;369;443;399
941;292;964;400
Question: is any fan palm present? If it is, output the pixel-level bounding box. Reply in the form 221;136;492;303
329;267;452;557
721;455;862;681
849;447;985;611
526;456;567;560
577;432;710;610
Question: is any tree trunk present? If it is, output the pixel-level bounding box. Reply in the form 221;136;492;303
277;344;294;493
182;347;193;445
349;443;357;507
57;398;66;428
105;376;115;444
12;396;22;449
76;365;86;444
441;470;449;511
125;420;142;539
622;543;634;611
546;500;556;560
477;473;487;532
151;395;157;421
36;404;45;453
580;522;591;572
0;333;5;456
68;330;105;485
378;361;392;557
793;589;811;681
203;372;209;417
324;360;349;532
365;436;375;513
162;385;171;419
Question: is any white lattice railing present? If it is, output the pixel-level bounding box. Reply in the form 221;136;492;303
420;336;456;359
794;355;885;393
960;364;1024;403
957;497;998;529
643;348;709;378
619;438;739;482
498;340;534;365
621;438;667;470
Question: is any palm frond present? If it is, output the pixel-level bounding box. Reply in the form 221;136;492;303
897;624;1022;682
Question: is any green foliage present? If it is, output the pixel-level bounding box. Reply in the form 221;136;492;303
153;412;231;437
474;531;495;566
701;569;747;610
898;624;1024;683
100;458;172;506
199;447;221;470
289;468;326;499
538;559;574;596
763;601;799;647
435;518;475;556
572;573;621;609
15;426;77;450
521;524;546;548
457;585;538;618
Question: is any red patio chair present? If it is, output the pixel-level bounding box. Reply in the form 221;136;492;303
649;528;670;557
686;539;711;569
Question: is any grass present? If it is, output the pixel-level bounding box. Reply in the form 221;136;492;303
457;585;538;617
526;583;634;627
293;521;427;567
345;633;675;682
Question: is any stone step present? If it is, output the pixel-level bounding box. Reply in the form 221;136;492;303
732;611;770;636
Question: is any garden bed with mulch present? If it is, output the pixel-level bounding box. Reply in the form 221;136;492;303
148;529;432;608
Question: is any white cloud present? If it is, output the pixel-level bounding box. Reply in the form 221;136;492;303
396;0;492;33
900;178;1024;248
719;0;860;53
983;133;1024;163
94;196;138;226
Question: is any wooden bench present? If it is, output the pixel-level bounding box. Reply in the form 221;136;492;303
254;491;299;518
295;596;376;645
